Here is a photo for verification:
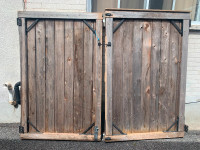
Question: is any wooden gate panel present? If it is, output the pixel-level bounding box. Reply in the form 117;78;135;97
20;12;102;141
105;9;190;141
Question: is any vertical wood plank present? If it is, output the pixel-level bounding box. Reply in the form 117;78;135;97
64;20;74;133
82;21;93;134
122;20;133;133
158;21;170;131
45;20;55;132
54;20;65;133
178;20;189;131
36;20;46;132
105;18;113;136
149;21;161;132
94;20;102;136
27;20;36;133
20;18;28;133
73;21;84;133
168;21;179;131
132;20;143;132
141;21;152;132
112;20;123;134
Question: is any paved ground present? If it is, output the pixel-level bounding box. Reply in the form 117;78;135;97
0;124;200;150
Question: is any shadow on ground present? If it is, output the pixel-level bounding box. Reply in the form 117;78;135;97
0;123;200;150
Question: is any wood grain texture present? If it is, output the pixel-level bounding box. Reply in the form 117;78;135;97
20;18;28;133
18;11;103;20
83;21;93;134
112;20;123;134
141;21;152;132
45;20;55;132
36;20;46;132
20;133;101;141
104;132;184;142
105;18;113;136
27;20;36;133
168;21;179;131
122;20;133;133
94;20;102;135
64;20;74;133
149;20;161;132
73;21;84;133
179;20;189;131
54;20;65;133
132;20;143;132
158;21;170;131
105;11;190;20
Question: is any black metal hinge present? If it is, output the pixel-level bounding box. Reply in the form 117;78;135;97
19;126;24;133
94;126;99;141
17;18;22;26
184;125;189;132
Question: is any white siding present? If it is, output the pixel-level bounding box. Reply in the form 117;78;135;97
185;30;200;130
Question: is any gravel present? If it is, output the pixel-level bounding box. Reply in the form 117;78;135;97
0;123;200;150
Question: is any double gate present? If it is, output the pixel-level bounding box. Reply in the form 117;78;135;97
18;9;190;141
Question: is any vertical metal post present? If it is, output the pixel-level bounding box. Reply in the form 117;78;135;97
118;0;120;8
195;0;200;21
144;0;150;9
172;0;176;10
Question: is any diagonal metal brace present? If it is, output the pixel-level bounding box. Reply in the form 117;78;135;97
83;20;96;34
113;19;125;33
28;120;40;132
26;19;40;33
81;122;95;134
171;20;183;36
113;123;126;135
165;116;179;132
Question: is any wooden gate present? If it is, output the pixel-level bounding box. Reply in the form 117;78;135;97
18;11;102;141
105;9;190;142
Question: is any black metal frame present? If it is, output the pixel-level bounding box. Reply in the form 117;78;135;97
171;20;183;36
113;123;126;135
113;19;125;33
27;120;40;132
165;116;179;132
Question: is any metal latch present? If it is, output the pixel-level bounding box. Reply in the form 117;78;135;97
98;42;111;47
17;18;22;26
19;126;24;134
94;126;99;141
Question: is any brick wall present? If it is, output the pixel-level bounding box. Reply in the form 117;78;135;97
24;0;86;12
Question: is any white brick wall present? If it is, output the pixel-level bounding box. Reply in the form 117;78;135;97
24;0;87;12
185;30;200;130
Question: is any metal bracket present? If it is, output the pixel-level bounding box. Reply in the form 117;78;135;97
17;18;22;26
26;19;40;33
113;19;125;33
171;20;183;36
165;116;179;132
94;126;99;141
27;120;40;132
184;125;189;132
19;126;24;134
81;122;95;134
113;123;126;135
